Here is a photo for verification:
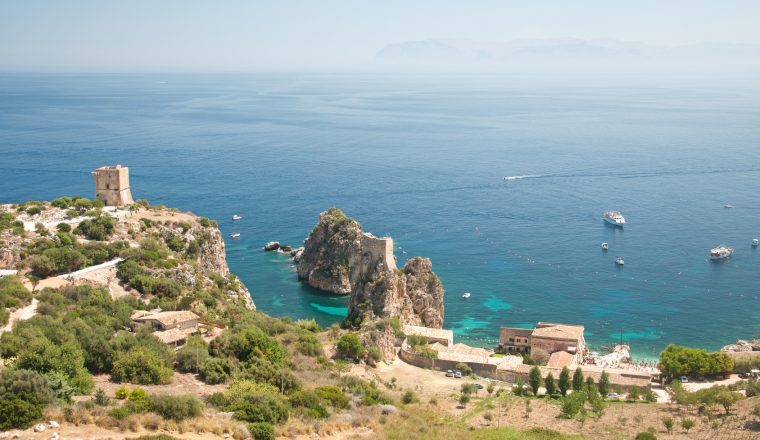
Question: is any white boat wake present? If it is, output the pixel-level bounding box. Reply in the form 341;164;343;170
503;174;540;181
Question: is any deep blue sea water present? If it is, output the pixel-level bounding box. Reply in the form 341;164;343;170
2;73;760;360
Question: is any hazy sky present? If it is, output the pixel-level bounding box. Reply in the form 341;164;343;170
2;0;759;71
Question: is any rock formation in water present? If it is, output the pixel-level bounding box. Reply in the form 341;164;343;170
297;207;444;328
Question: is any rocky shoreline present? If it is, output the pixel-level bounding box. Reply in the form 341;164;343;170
721;339;760;354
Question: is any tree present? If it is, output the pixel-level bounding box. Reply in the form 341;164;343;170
544;372;556;396
486;382;495;396
458;393;470;408
559;366;571;396
681;418;695;433
714;390;742;415
598;370;610;397
661;416;673;434
560;392;586;419
336;333;365;361
591;395;606;418
628;386;641;402
111;346;174;385
529;366;542;396
572;367;584;391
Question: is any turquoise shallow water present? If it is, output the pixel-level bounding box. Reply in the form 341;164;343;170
1;73;760;360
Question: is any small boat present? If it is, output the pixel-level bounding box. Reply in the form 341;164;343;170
232;215;242;221
615;256;625;266
230;233;241;238
603;211;626;227
710;245;733;260
601;242;609;251
462;292;471;299
753;239;759;247
724;204;733;209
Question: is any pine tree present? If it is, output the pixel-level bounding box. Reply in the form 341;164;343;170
598;370;610;397
544;372;556;395
559;366;571;396
572;367;584;391
529;366;542;396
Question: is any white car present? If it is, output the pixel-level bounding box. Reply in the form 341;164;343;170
606;392;620;400
454;371;462;378
445;370;454;377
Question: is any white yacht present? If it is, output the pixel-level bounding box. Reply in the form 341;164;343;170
601;242;609;251
615;256;625;266
230;233;241;238
724;204;734;209
232;214;242;221
753;239;759;247
462;292;471;299
710;245;733;260
603;211;626;227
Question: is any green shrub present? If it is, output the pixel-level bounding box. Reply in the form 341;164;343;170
635;433;657;440
401;390;419;404
247;422;275;440
109;406;131;420
74;215;115;241
407;335;429;346
455;363;473;376
0;397;43;430
111;346;174;385
336;333;365;361
127;388;150;413
289;389;329;419
199;357;234;385
297;332;322;357
560;392;586;419
214;381;289;425
148;394;204;420
314;386;349;409
115;386;130;399
26;206;42;216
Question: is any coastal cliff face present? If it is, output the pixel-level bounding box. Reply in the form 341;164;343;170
348;257;444;328
297;208;444;328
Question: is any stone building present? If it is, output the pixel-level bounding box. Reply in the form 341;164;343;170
92;165;134;206
499;321;586;364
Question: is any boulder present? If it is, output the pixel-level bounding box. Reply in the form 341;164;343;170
264;241;281;252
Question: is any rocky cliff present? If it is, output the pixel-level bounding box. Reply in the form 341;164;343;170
297;208;444;328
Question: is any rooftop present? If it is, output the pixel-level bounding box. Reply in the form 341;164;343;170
404;324;453;341
153;328;195;344
546;350;575;369
532;322;585;341
132;310;200;327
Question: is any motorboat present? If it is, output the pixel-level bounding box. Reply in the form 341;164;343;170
603;211;625;227
601;242;609;251
462;292;471;299
230;233;241;238
232;214;242;220
724;204;734;209
753;239;759;247
710;245;733;260
615;256;625;266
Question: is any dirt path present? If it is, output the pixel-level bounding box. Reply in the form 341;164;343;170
0;298;37;334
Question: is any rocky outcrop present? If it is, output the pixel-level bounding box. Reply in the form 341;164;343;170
721;339;760;353
348;257;444;328
297;208;444;328
197;228;230;277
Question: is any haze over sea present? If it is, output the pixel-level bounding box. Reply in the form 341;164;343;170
2;73;760;360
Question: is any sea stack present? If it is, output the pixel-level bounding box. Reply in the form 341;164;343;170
297;208;444;328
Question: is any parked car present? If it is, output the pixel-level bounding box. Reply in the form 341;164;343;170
472;383;484;390
454;371;462;378
445;370;454;377
606;392;620;400
679;376;689;383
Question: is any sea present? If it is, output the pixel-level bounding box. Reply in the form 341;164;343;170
1;72;759;360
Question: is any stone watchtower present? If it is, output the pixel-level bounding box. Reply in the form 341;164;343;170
92;165;134;206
